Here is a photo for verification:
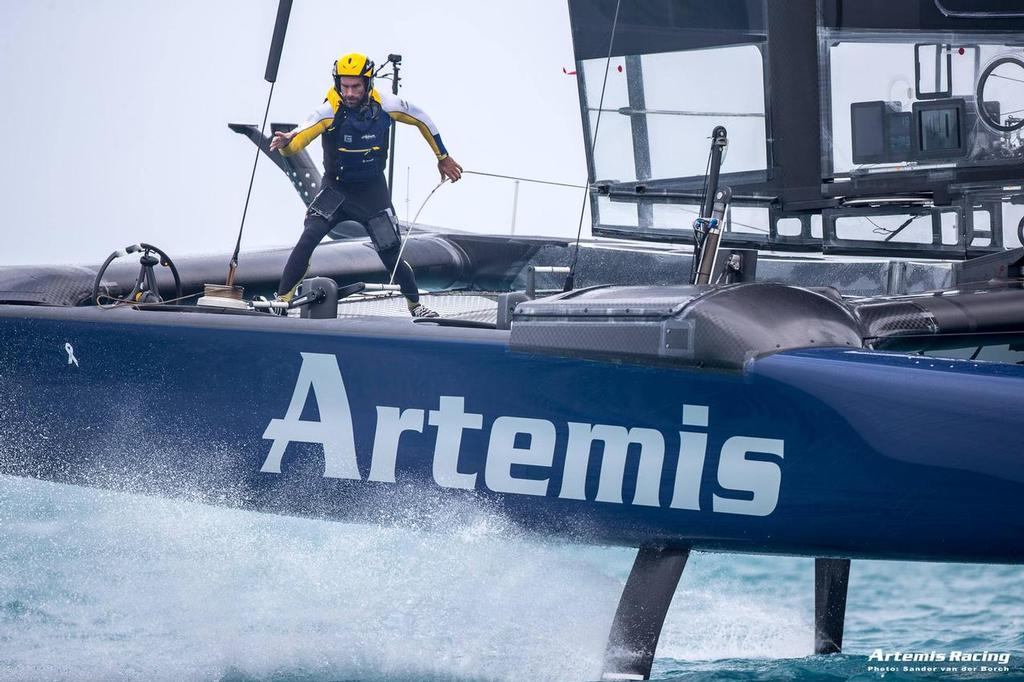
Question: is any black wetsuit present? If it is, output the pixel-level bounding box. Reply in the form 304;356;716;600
277;85;450;302
277;173;419;301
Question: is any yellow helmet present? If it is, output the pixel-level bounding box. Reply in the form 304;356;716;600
333;53;375;100
333;52;375;79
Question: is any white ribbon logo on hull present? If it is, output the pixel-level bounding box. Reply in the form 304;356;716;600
64;342;79;367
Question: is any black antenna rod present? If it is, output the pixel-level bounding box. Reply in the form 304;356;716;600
227;0;293;287
386;53;402;200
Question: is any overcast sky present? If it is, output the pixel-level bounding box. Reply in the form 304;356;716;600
7;2;1022;269
0;0;588;266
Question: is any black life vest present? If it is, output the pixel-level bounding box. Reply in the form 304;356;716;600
322;99;392;183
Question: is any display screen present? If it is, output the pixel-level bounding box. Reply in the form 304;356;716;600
852;103;885;159
889;112;912;157
919;107;961;152
851;101;913;164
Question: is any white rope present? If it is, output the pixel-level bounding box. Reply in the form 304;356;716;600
389;178;448;285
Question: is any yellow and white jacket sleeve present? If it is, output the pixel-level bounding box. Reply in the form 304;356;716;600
281;101;334;157
375;90;450;160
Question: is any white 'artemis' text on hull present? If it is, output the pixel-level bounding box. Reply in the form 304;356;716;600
260;352;784;516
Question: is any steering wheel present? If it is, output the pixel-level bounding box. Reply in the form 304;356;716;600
976;54;1024;133
91;243;182;305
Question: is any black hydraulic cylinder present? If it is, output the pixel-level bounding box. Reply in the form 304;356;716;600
814;558;851;655
699;126;728;219
693;186;732;285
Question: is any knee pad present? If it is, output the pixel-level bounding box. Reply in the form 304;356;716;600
365;208;402;253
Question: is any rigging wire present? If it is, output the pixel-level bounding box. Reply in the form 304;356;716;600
463;167;765;233
565;0;622;292
389;164;767;275
226;0;291;287
385;169;586;285
228;81;277;287
991;72;1024;86
462;170;586;189
388;178;448;285
588;106;765;118
102;152;769;309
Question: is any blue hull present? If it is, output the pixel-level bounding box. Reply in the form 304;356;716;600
1;306;1021;563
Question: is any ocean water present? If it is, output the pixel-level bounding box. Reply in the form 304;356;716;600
0;475;1021;682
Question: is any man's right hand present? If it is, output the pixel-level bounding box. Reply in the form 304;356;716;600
269;131;295;152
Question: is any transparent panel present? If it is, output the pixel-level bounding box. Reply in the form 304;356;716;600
642;47;767;179
596;196;639;228
581;56;635;182
824;33;1024;176
829;41;917;173
777;217;803;236
971;210;992;247
1005;202;1024;248
833;212;957;245
725;206;770;236
942;212;958;244
952;47;981;98
581;45;766;184
652;203;702;230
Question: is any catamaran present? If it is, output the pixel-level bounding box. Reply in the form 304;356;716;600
1;1;1022;679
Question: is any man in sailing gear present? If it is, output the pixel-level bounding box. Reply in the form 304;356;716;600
270;52;462;316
